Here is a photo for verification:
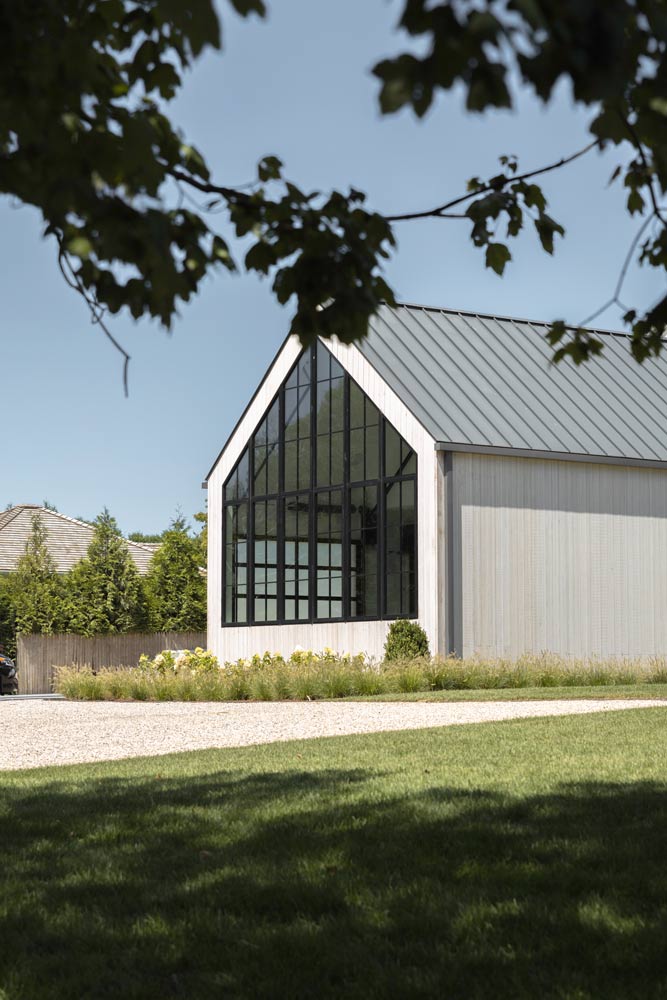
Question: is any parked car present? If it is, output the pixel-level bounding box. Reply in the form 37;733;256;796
0;653;18;695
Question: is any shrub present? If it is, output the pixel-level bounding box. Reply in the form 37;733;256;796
384;620;430;661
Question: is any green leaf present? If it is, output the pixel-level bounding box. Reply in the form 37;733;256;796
534;215;564;254
627;189;645;215
258;155;283;182
66;236;93;259
649;97;667;116
485;242;511;275
245;241;276;274
228;0;266;17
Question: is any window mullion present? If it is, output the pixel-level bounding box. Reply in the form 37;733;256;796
277;386;285;622
248;438;256;626
343;373;350;618
379;417;386;617
221;494;226;627
309;344;317;620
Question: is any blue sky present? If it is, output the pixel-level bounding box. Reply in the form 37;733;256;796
2;0;662;534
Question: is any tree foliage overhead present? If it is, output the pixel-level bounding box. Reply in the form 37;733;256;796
2;0;667;374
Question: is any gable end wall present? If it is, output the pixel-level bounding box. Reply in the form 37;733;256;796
207;335;441;662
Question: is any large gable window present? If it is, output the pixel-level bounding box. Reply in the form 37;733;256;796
222;342;417;625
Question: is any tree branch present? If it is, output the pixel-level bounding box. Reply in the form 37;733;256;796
618;111;667;228
167;166;249;204
577;212;656;328
56;243;131;397
384;139;601;223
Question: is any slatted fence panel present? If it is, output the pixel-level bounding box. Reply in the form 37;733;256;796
16;632;207;694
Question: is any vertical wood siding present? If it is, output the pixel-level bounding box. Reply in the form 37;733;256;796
207;335;440;662
452;452;667;658
18;631;207;694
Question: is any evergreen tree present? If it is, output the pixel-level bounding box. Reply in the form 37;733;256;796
193;505;208;569
67;510;147;635
0;576;17;658
11;515;64;635
145;516;206;632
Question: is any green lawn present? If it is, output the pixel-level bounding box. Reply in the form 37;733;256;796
3;708;667;998
346;682;667;701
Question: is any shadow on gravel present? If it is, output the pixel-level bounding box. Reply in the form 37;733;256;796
2;762;667;999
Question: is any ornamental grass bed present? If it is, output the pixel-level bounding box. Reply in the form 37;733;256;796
54;647;667;701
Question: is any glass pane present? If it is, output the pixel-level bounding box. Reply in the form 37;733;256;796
284;372;311;492
385;480;416;617
284;494;310;621
349;384;379;482
223;502;248;623
316;380;345;487
316;341;343;382
223;447;249;502
350;427;364;483
253;397;279;496
384;423;402;479
402;450;417;476
287;349;311;391
350;485;379;617
253;500;278;623
384;420;415;479
253;442;267;496
349;381;365;430
365;424;379;481
314;490;343;620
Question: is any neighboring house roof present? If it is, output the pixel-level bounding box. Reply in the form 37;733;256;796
359;303;667;465
0;505;157;575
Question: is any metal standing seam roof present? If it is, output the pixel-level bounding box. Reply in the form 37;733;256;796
358;303;667;464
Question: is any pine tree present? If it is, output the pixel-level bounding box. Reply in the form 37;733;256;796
193;505;208;569
67;510;148;635
145;516;206;632
11;515;64;635
0;576;17;657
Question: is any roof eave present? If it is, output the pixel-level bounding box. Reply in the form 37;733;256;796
434;440;667;470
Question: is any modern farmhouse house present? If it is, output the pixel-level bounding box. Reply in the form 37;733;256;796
205;303;667;662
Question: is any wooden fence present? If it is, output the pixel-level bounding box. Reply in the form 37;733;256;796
17;631;207;695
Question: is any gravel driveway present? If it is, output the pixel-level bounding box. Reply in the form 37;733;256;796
1;698;665;771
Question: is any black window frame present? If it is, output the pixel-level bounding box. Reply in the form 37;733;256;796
222;342;418;626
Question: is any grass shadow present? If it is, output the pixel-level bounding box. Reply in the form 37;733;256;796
3;758;667;998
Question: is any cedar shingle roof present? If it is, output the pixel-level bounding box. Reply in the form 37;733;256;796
0;505;157;575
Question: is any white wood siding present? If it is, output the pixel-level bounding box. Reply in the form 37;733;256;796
452;452;667;658
207;335;440;663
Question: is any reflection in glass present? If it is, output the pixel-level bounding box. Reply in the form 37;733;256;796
350;382;379;482
350;485;378;617
224;447;250;503
284;355;311;492
316;342;345;487
224;502;248;623
222;341;418;624
385;479;416;617
315;490;344;619
253;399;280;497
253;499;278;622
284;495;310;621
385;422;416;478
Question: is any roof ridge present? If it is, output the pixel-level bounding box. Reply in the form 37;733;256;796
0;506;27;532
392;300;632;340
0;505;160;551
